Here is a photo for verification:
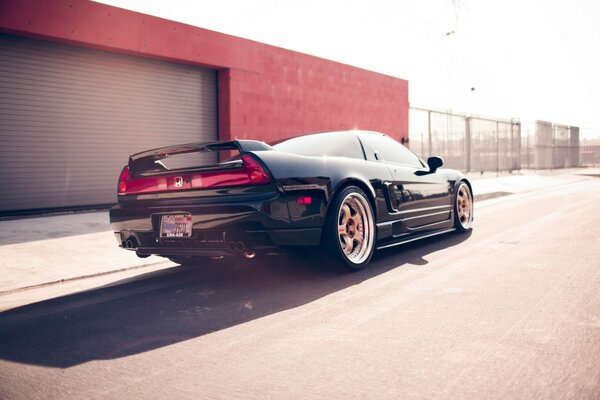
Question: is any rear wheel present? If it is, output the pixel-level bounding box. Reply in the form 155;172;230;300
322;186;376;272
454;181;473;232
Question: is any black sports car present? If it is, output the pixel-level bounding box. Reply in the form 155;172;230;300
109;130;473;271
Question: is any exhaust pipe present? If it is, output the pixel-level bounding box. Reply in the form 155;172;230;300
124;237;137;249
236;241;245;253
227;239;254;258
227;240;246;254
227;241;236;253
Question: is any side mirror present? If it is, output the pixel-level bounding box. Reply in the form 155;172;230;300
427;156;444;173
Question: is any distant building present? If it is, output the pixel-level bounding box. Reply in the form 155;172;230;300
0;0;408;213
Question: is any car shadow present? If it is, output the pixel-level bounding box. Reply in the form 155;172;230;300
0;231;472;368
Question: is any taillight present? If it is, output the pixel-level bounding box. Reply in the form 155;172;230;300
241;154;271;184
118;167;129;194
190;154;271;188
117;166;167;195
117;154;271;195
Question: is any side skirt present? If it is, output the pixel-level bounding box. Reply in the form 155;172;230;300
376;228;456;250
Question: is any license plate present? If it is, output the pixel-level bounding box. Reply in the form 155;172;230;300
160;214;193;238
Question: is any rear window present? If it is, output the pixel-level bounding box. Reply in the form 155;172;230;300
156;149;240;171
130;142;243;176
272;132;364;159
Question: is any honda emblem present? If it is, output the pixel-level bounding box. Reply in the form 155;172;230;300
174;176;184;188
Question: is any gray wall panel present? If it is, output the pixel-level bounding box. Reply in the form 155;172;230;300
0;34;217;212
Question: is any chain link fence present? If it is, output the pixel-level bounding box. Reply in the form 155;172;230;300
409;107;521;172
580;137;600;167
520;121;580;169
409;108;587;171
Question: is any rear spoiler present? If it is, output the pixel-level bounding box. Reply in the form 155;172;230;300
128;140;272;175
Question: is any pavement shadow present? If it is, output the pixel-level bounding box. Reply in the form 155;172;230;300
0;231;472;368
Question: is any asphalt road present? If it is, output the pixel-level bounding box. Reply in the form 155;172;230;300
1;176;599;399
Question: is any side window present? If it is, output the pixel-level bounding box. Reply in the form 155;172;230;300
360;133;424;168
272;132;364;159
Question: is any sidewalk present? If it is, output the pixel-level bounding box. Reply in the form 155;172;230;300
1;168;598;294
0;211;168;293
466;168;598;200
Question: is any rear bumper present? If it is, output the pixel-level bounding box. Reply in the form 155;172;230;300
109;196;321;257
113;228;322;257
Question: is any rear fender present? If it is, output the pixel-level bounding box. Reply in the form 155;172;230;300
251;151;387;228
330;178;378;220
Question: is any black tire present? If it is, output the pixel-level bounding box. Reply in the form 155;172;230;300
454;181;473;232
321;185;376;272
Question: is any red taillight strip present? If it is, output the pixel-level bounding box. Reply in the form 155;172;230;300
240;154;271;184
117;154;271;195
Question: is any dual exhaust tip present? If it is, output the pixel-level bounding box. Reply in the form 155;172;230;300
123;236;256;259
123;237;149;258
123;238;137;249
228;240;256;259
121;236;256;260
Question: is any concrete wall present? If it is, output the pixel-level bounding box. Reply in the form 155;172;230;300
0;0;409;143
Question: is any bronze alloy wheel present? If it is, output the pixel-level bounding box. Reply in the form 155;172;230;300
455;182;473;231
337;191;375;265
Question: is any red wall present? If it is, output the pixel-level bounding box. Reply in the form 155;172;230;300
0;0;408;143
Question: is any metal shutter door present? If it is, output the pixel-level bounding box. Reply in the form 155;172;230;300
0;34;217;213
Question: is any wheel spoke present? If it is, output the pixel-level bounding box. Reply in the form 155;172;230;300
354;228;364;244
350;213;362;227
340;204;351;224
340;234;353;255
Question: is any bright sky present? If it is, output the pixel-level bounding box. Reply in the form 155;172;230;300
96;0;600;139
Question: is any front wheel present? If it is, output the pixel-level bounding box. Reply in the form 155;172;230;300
322;186;376;272
454;181;473;232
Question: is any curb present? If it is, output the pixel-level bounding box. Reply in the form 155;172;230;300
0;261;169;296
474;191;513;202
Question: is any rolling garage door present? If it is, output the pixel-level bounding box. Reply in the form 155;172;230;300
0;33;217;214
